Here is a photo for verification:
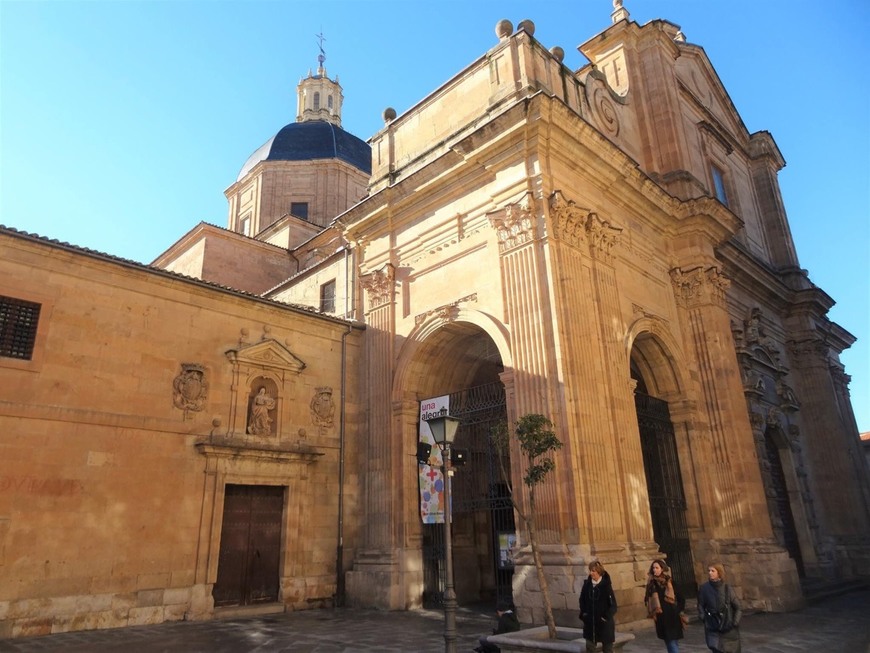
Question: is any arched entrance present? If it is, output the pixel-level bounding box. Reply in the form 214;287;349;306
630;334;696;598
422;382;513;608
399;318;512;609
762;425;805;576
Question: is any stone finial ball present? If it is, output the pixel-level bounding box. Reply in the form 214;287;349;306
550;46;565;63
496;19;513;39
383;107;397;122
517;19;535;36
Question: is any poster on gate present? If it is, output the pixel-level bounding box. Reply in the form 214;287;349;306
419;395;449;524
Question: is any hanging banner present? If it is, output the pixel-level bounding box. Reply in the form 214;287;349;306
419;395;449;523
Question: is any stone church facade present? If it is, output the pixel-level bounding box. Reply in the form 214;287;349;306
1;4;868;639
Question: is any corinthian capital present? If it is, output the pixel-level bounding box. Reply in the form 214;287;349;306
488;193;536;253
549;190;622;259
360;264;395;308
670;265;730;308
586;212;622;260
549;190;589;248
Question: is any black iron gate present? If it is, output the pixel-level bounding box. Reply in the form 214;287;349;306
635;392;697;599
422;382;513;609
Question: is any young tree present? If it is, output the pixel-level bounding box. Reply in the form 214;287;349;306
492;413;563;639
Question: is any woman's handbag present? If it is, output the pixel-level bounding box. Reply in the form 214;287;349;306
704;608;725;632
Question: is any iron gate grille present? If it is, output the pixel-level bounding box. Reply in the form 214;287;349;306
421;382;514;609
635;392;697;599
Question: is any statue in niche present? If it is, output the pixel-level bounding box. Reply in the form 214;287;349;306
745;308;763;344
248;386;276;435
742;366;765;393
730;319;745;349
776;378;799;407
745;308;781;363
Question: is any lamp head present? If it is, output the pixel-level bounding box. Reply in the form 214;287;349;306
424;408;460;446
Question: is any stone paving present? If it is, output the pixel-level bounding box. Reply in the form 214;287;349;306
1;589;868;652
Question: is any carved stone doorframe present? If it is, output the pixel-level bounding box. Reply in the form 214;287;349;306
193;442;322;614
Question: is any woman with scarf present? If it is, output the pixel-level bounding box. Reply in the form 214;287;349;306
578;560;618;653
644;559;686;653
697;562;742;653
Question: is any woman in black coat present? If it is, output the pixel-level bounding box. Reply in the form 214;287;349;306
578;560;618;653
697;562;742;653
644;559;686;653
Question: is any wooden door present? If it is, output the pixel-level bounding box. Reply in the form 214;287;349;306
213;484;284;606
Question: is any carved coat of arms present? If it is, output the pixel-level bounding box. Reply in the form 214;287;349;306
173;364;208;414
310;387;335;427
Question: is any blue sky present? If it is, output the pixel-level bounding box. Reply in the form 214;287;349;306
2;1;868;431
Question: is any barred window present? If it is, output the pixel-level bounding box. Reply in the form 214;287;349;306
320;280;336;313
0;296;41;360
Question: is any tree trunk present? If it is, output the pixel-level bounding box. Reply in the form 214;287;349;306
527;490;557;639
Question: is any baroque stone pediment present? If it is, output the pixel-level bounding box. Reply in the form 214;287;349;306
225;339;306;374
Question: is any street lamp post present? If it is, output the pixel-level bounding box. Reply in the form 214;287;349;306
424;408;461;653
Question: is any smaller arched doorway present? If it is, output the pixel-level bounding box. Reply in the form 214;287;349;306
761;424;805;576
630;336;696;598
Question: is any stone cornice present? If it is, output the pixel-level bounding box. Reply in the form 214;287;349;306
667;197;743;246
716;241;794;312
195;440;323;465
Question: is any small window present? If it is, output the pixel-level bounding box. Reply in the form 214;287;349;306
320;280;336;313
313;92;320;111
711;165;728;206
0;296;41;360
290;202;309;220
239;215;251;236
328;94;333;110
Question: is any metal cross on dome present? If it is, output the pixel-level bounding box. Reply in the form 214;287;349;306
315;30;326;66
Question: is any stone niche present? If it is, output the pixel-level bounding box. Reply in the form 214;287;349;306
224;334;306;443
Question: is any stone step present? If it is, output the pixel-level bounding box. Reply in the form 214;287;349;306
800;578;870;604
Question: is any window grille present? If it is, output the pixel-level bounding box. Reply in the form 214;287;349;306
0;296;41;360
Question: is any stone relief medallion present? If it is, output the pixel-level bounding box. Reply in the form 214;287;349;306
310;387;335;427
173;364;208;414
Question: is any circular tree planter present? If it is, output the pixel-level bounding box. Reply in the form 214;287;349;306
488;627;635;652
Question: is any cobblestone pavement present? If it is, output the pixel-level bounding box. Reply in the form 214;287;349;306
2;589;868;652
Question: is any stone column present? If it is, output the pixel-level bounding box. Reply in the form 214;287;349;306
670;264;770;536
788;338;870;573
345;264;403;607
670;264;801;610
488;192;571;624
488;193;554;419
547;191;651;547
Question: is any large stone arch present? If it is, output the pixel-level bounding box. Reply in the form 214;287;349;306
624;315;688;399
388;309;514;609
625;316;700;596
392;308;513;402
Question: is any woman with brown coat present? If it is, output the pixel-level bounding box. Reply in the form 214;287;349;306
644;559;686;653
